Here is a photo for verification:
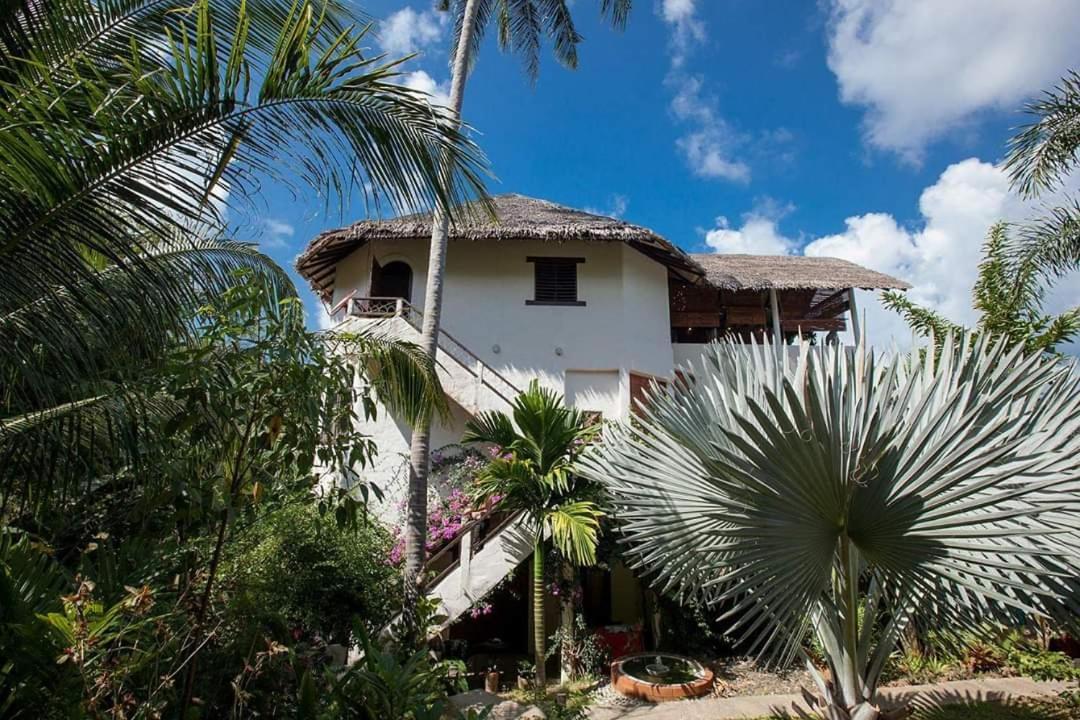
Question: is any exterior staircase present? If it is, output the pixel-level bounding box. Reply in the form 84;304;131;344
336;295;520;414
336;296;533;628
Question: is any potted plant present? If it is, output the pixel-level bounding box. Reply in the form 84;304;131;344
517;660;536;690
485;662;500;693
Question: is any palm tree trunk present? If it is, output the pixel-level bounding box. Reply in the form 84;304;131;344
402;0;483;613
560;560;575;683
533;536;547;687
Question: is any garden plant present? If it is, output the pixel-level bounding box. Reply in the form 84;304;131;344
579;336;1080;720
463;380;604;686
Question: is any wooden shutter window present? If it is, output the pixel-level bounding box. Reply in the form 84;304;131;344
527;257;585;306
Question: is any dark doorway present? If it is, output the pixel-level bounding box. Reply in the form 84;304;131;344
371;260;412;302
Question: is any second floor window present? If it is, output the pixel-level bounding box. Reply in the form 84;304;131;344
527;256;585;306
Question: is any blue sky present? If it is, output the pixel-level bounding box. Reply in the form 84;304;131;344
253;0;1080;346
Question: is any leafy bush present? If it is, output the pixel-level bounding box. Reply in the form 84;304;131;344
1001;631;1080;682
222;503;401;643
547;614;610;679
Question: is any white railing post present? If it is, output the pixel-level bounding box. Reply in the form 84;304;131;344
346;297;355;317
459;527;473;592
395;298;404;317
474;360;484;412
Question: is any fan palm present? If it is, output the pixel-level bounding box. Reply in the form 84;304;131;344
0;0;486;517
578;337;1080;719
403;0;633;611
463;381;602;686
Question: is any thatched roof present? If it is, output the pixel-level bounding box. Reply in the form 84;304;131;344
689;253;911;291
297;193;911;301
297;193;704;300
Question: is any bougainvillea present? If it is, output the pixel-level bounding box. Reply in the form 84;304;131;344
387;445;494;566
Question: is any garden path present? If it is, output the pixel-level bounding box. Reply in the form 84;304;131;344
588;677;1074;719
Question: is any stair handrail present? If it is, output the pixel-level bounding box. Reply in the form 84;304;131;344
347;296;523;406
421;505;522;591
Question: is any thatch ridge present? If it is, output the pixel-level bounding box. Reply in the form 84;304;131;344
689;253;911;291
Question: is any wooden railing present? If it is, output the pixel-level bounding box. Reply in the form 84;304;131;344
421;506;521;591
344;296;523;407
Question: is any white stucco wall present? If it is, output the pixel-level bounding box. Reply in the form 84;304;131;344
565;369;621;418
333;237;678;515
332;238;675;408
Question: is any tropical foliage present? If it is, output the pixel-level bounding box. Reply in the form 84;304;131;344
0;0;485;518
463;381;603;686
1005;69;1080;275
1;272;447;716
578;337;1080;719
882;222;1080;355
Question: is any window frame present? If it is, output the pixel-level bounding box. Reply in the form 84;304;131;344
525;256;586;306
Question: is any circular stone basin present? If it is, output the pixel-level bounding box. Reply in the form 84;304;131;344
610;653;714;702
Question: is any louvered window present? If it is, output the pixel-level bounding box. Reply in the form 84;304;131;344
527;257;585;306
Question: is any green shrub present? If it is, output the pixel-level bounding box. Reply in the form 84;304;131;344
1001;631;1080;682
222;503;401;643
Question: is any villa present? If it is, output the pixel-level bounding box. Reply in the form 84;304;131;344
296;193;909;668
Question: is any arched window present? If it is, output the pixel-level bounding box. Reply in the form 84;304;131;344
372;260;413;302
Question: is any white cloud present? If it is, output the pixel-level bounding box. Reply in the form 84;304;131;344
661;0;706;68
702;158;1080;349
378;6;445;57
261;217;295;248
677;129;751;182
659;8;791;183
826;0;1080;162
402;70;452;111
585;193;629;219
317;304;336;330
703;198;797;253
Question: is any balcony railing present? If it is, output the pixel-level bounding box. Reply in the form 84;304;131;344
331;295;522;408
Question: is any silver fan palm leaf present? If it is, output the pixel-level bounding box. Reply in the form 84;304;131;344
576;336;1080;719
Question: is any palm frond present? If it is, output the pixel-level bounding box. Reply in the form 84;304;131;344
880;290;964;342
1;235;292;413
578;335;1080;672
545;499;601;566
442;0;625;82
461;410;518;449
1004;70;1080;198
327;328;450;427
1014;200;1080;277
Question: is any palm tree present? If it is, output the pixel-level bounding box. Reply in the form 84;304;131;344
403;0;633;618
1004;69;1080;274
0;0;486;515
463;381;602;686
578;337;1080;719
882;222;1080;355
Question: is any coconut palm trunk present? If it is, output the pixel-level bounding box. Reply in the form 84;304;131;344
402;0;484;609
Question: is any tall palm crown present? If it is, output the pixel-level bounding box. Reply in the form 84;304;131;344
463;381;602;566
463;381;602;685
440;0;632;80
0;0;485;517
578;337;1080;719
